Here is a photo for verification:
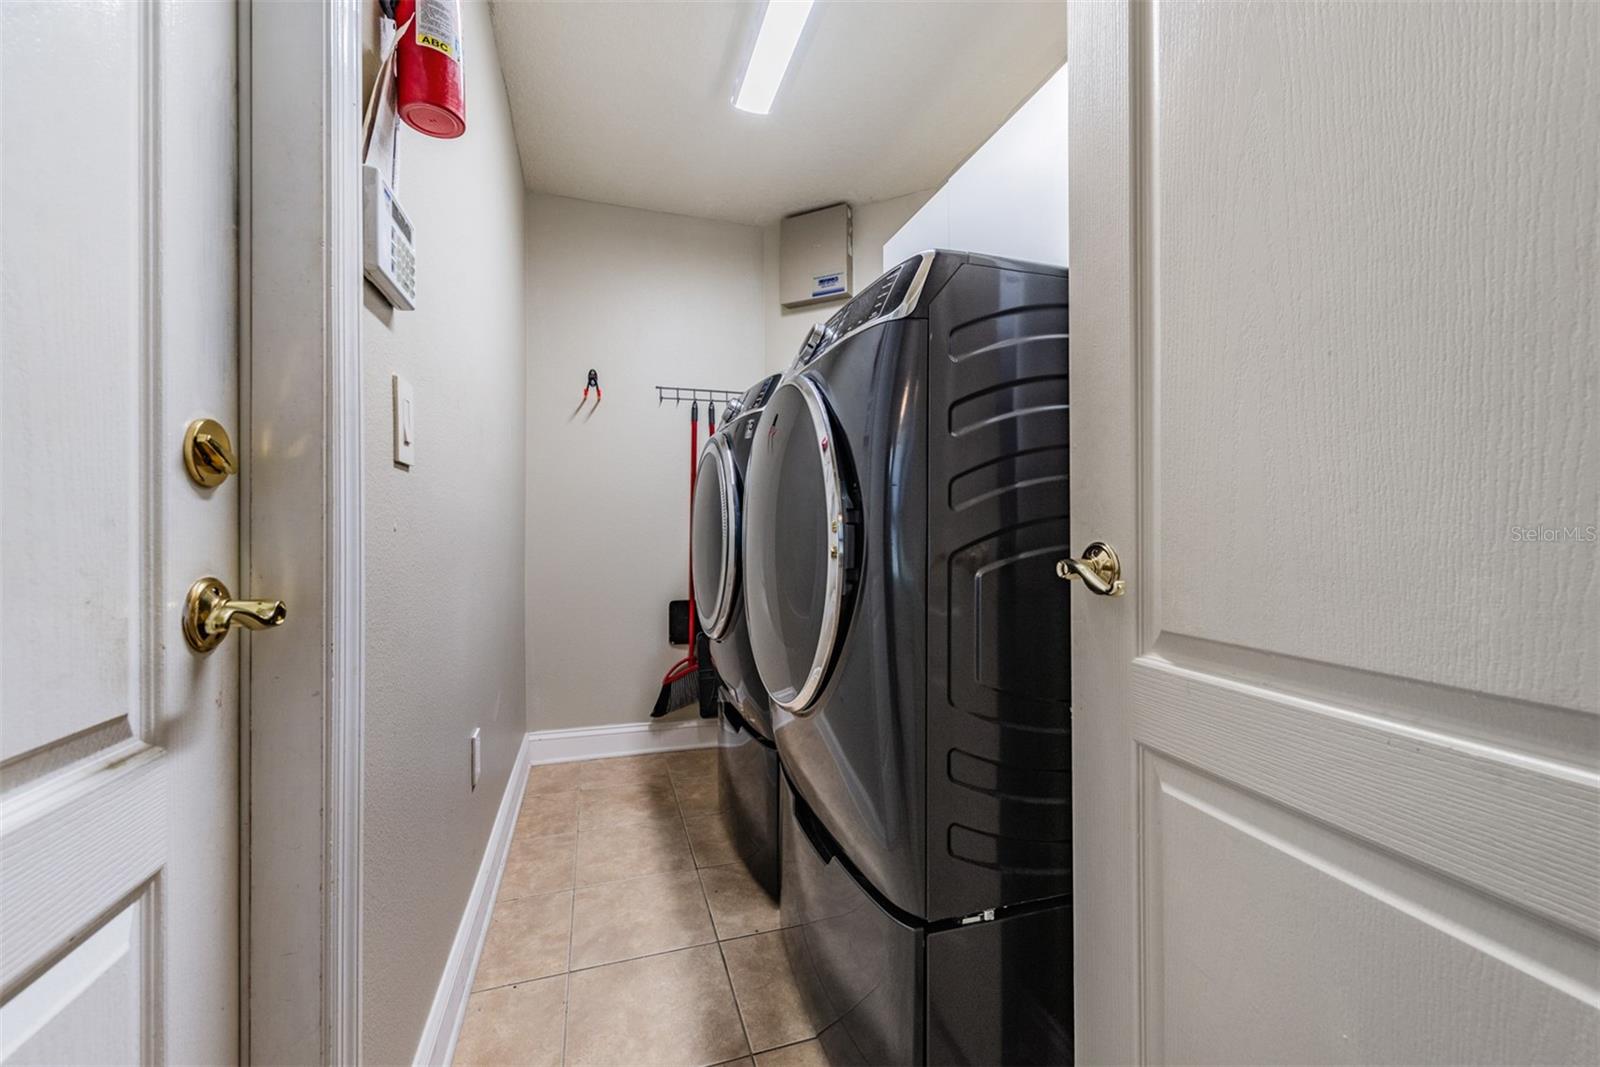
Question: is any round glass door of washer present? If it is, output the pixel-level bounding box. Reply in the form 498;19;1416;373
742;376;851;713
692;437;739;638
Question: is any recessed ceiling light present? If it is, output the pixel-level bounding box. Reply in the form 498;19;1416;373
733;0;815;115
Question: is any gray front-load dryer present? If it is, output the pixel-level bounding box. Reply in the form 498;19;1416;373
692;373;782;897
743;251;1073;1064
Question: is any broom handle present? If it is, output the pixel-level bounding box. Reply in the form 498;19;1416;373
686;401;698;660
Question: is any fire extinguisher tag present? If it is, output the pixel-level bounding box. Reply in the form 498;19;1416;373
415;0;462;62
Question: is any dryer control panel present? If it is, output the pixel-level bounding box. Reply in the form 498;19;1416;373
788;324;827;374
805;252;934;364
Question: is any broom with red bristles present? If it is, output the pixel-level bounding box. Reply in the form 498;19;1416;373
652;400;710;717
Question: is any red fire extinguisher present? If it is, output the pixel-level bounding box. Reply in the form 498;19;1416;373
396;0;466;139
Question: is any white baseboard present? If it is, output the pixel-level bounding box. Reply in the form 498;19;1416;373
412;732;533;1067
526;718;720;765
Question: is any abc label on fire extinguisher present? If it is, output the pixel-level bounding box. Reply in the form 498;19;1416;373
416;0;461;62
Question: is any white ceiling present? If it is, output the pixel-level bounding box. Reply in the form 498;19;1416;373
489;1;1067;225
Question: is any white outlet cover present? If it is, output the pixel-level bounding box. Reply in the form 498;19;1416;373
393;373;415;467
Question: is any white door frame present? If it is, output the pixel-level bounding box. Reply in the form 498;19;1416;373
240;0;365;1062
1067;4;1143;1057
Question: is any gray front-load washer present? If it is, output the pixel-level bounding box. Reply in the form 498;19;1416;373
691;373;783;897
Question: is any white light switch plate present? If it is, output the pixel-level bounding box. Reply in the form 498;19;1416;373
469;728;481;789
392;374;415;467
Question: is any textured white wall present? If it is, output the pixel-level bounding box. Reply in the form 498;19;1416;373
761;191;934;374
524;195;766;731
358;2;527;1062
884;63;1069;269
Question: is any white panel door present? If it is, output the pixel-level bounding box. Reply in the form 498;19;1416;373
1;2;241;1063
1069;2;1599;1064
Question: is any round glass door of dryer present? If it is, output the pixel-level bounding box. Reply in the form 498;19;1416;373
692;438;739;638
743;376;852;713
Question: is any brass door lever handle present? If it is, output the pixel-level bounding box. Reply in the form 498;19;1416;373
183;576;287;653
1056;541;1126;597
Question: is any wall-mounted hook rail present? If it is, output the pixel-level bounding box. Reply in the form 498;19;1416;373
656;385;744;407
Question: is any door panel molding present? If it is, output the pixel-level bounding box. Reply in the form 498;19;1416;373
0;747;163;996
0;0;155;772
1139;751;1600;1064
0;887;154;1064
1152;632;1600;769
1133;658;1600;937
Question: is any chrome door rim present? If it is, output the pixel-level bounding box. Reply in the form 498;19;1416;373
695;436;740;639
758;375;847;713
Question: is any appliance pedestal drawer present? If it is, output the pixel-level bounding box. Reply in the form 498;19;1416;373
780;775;1074;1065
719;703;780;898
781;776;921;1065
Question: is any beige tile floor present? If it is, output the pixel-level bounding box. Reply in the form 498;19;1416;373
453;751;833;1067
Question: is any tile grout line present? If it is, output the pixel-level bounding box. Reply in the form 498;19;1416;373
758;1036;823;1060
467;955;715;1034
464;770;574;1065
697;861;728;943
676;753;757;1062
713;925;790;948
561;768;580;1067
468;926;730;1001
670;761;700;869
693;860;731;950
683;752;758;1064
714;927;759;1062
669;758;725;953
468;966;568;997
